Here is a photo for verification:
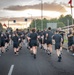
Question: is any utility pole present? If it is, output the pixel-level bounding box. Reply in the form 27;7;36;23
68;0;73;25
41;0;43;30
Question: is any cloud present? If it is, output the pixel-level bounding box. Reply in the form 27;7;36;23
0;0;34;9
4;2;67;12
0;16;51;21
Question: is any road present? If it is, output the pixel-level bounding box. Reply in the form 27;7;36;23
0;44;74;75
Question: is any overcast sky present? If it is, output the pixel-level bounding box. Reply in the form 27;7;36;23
0;0;74;18
0;0;74;29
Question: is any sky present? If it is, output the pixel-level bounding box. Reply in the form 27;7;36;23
0;0;74;29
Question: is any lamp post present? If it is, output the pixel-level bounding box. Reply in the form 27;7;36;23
68;0;74;25
41;0;43;30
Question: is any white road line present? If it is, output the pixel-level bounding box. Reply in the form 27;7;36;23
8;65;14;75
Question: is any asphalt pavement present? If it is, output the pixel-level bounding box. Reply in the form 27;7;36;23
0;44;74;75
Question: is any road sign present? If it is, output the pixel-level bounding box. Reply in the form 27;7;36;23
47;23;57;29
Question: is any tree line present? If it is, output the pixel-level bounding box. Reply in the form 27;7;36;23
0;14;74;31
29;14;74;30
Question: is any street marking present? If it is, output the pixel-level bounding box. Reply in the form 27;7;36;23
8;65;14;75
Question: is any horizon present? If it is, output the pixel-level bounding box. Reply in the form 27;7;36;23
0;0;74;29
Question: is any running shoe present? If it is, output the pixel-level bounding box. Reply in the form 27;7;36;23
34;54;36;59
58;55;62;62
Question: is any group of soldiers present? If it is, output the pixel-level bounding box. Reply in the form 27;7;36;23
0;29;26;55
27;27;64;62
67;28;74;55
0;27;74;62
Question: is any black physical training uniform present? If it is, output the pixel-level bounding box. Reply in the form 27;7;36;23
53;34;62;50
30;32;38;47
47;30;53;45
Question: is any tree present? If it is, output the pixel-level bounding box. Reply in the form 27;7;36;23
29;14;74;30
30;19;42;30
49;18;58;23
29;18;50;30
43;18;50;29
57;22;65;28
58;15;73;26
0;23;3;31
